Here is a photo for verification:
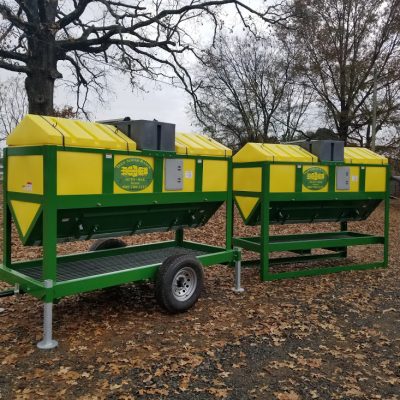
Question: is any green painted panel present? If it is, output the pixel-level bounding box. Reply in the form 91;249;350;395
23;201;224;246
244;199;382;226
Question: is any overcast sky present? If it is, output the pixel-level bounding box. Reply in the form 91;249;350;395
54;1;268;134
52;1;257;134
83;75;196;133
0;61;196;133
0;0;323;135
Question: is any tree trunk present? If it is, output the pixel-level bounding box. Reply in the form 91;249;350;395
337;109;350;144
25;71;55;115
365;123;371;148
25;35;61;115
337;125;348;144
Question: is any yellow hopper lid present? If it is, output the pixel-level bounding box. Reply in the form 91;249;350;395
233;143;317;163
175;132;232;157
344;147;388;165
7;114;137;151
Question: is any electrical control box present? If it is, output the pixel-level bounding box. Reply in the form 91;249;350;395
165;159;183;190
336;166;350;190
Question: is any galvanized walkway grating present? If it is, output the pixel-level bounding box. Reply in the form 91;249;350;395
19;247;206;282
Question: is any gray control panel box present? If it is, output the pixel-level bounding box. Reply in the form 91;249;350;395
336;166;350;190
165;159;183;191
299;140;344;162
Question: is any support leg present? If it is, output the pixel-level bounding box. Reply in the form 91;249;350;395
232;250;244;293
383;170;390;267
37;303;58;350
260;252;270;282
339;221;348;258
175;227;184;246
37;280;58;350
14;283;20;295
260;164;270;281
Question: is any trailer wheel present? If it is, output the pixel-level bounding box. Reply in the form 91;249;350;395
156;254;204;313
89;238;127;251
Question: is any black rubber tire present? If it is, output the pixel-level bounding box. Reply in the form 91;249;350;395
89;238;127;251
155;254;204;313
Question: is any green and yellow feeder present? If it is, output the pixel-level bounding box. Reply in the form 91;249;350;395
0;115;239;349
232;142;390;281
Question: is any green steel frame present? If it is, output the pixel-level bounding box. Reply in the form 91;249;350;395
0;144;239;303
0;142;391;347
232;160;390;281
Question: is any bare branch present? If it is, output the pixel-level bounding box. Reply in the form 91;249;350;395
0;48;27;62
0;58;28;72
0;3;33;32
189;33;312;147
58;0;92;28
0;0;286;115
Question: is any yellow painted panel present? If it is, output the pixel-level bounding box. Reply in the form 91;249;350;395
7;155;43;195
7;114;136;151
270;165;296;193
233;143;317;163
57;152;102;195
233;167;261;192
365;167;386;192
233;143;272;162
336;166;360;192
175;132;232;156
114;155;154;194
235;196;259;220
344;147;388;165
202;160;228;192
163;159;195;192
10;200;41;237
302;165;329;192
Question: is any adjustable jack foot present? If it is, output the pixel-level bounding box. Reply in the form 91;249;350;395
37;280;58;350
232;256;244;293
37;302;58;350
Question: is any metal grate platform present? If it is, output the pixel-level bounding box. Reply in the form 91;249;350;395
19;247;207;282
269;232;373;242
242;231;374;243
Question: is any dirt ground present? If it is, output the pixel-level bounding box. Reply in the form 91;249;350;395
0;201;399;399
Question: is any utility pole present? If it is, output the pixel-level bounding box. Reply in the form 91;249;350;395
371;67;377;151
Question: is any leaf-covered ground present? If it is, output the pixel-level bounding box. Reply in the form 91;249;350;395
0;201;399;399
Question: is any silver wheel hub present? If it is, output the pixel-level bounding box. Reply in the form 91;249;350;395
172;267;197;301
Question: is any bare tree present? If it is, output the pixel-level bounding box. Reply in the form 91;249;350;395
190;34;313;149
289;0;400;145
275;81;314;142
0;75;27;139
0;1;287;116
0;76;80;139
353;79;400;146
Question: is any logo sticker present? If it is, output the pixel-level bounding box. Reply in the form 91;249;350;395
114;158;153;192
22;182;33;192
302;167;328;191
